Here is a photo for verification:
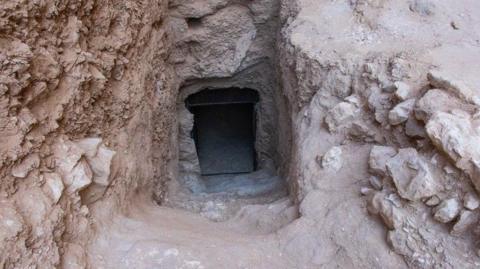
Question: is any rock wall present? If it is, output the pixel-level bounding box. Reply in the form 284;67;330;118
277;0;480;267
164;0;293;202
0;0;175;267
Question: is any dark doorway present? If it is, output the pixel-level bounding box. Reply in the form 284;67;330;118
186;88;259;175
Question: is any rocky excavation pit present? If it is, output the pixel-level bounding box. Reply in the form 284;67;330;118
2;0;480;268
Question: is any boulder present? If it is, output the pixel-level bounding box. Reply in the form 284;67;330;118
386;148;440;201
87;145;115;186
64;158;93;194
388;99;416;125
367;191;404;230
324;102;357;132
433;198;461;223
451;210;478;235
321;146;343;171
53;138;84;177
42;172;64;204
428;69;480;106
463;192;480;210
368;90;393;125
426;110;480;193
75;138;102;158
425;195;441;207
11;153;40;178
369;146;397;176
394;81;411;101
405;117;427;138
415;89;474;121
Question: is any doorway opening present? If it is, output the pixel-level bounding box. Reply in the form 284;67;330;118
186;88;259;176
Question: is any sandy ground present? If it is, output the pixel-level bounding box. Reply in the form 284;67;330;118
90;195;295;269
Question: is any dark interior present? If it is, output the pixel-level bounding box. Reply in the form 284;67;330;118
186;88;259;176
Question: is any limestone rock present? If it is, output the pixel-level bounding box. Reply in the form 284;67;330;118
347;122;378;142
88;145;116;186
386;148;440;201
367;191;404;230
463;192;480;210
394;81;411;101
345;95;361;107
426;110;480;193
388;99;416;125
387;230;411;258
0;202;24;242
11;153;40;178
175;5;257;78
369;176;383;190
74;138;116;186
65;158;93;194
433;198;461;223
368;90;393;125
53;138;84;177
428;69;480;106
324;102;357;132
451;210;478;235
425;195;441;207
405;117;427;138
321;146;342;171
369;146;397;176
75;138;102;158
42;172;64;204
415;89;473;121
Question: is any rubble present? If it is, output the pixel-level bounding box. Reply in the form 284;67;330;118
367;191;404;230
394;82;411;101
42;172;64;204
324;102;357;132
463;192;480;210
426;110;480;193
451;210;478;235
369;146;397;176
386;148;440;201
405;117;427;138
428;70;480;106
415;89;472;121
433;198;462;223
11;153;40;178
388;99;416;125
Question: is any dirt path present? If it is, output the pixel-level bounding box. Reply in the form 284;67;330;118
89;196;296;269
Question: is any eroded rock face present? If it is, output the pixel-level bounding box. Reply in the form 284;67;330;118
0;0;174;266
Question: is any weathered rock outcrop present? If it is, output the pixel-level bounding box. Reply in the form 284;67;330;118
0;0;175;267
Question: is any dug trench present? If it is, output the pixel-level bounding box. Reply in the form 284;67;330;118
2;0;480;268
